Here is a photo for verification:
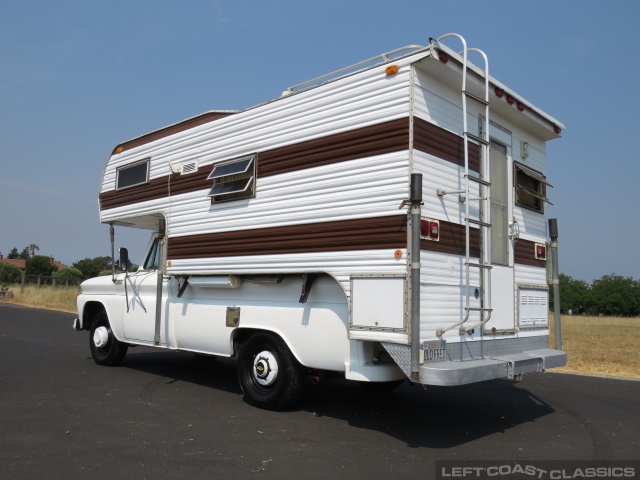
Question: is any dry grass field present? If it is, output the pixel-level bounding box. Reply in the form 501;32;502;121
1;285;79;313
1;288;638;380
550;315;640;380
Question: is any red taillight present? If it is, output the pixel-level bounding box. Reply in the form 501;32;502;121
438;52;449;64
494;87;504;98
554;125;562;134
429;221;439;239
420;219;430;237
420;218;440;241
517;102;525;112
535;243;547;260
506;95;515;105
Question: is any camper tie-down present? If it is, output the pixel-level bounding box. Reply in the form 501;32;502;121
74;33;566;410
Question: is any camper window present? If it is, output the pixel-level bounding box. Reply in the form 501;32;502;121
514;162;552;213
207;154;256;203
116;159;150;190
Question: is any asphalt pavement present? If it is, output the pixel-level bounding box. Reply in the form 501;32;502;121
1;303;638;479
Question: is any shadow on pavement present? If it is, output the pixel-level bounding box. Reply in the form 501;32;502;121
119;350;554;448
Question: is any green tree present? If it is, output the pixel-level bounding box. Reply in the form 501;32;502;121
19;247;30;260
552;274;590;314
7;247;20;259
589;274;640;317
26;255;58;276
0;263;22;284
53;267;83;282
72;256;111;279
28;243;40;257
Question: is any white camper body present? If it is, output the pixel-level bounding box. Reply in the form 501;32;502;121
76;34;566;409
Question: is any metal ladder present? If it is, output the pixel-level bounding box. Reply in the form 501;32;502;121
430;34;493;336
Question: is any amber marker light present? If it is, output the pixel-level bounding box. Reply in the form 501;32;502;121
385;64;399;75
394;250;403;259
115;146;124;153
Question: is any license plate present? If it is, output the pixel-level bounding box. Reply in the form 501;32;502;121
423;340;447;362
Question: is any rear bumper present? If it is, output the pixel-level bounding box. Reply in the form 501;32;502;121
382;337;567;386
418;348;566;386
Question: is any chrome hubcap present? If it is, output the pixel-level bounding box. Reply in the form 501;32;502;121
253;351;278;387
93;326;109;348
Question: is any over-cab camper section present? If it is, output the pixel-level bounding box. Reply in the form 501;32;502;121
80;34;565;409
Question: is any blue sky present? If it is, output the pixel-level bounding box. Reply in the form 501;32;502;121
1;0;638;282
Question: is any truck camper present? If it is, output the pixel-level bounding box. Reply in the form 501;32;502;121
75;33;566;410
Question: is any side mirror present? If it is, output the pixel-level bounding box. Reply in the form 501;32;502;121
119;247;129;273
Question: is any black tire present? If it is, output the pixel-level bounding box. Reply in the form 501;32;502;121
89;310;128;366
237;332;303;410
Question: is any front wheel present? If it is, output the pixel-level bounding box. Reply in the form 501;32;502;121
89;310;128;366
237;332;303;410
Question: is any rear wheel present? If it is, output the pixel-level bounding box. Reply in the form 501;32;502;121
237;332;303;410
89;310;128;366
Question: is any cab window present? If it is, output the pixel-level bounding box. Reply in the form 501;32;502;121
143;237;161;270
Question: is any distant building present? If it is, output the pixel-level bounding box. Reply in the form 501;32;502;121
0;253;66;271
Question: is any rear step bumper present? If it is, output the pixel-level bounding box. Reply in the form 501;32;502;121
418;349;566;386
382;340;566;386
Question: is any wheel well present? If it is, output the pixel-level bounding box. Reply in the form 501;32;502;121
232;328;258;357
232;328;301;366
82;302;106;330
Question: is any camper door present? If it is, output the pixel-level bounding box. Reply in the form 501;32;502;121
487;141;516;332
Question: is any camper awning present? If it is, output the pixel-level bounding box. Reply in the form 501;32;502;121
515;162;553;205
515;163;553;187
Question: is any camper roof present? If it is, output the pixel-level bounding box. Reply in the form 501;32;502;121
112;35;564;154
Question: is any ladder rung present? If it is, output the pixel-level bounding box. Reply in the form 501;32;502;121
466;218;491;228
465;307;493;312
465;174;491;187
465;262;492;269
464;132;490;146
463;90;489;105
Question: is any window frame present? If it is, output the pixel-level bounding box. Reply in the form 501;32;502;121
116;158;150;191
207;154;256;204
142;236;161;271
513;161;552;214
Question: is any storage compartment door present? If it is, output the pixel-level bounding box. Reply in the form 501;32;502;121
350;276;406;331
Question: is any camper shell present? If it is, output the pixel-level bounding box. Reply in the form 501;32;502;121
76;34;566;409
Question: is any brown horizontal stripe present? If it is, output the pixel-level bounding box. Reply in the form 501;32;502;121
414;117;480;172
421;221;480;258
167;216;408;259
167;215;539;269
112;111;236;155
100;117;478;211
100;118;411;211
100;169;212;211
514;239;546;267
258;118;409;177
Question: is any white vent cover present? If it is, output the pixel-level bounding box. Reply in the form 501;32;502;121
180;161;198;175
518;286;549;328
